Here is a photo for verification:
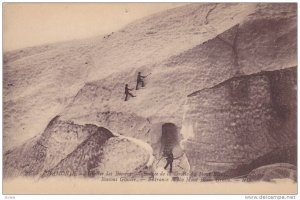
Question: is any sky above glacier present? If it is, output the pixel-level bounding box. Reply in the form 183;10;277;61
3;3;183;51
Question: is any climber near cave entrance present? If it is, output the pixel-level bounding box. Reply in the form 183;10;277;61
124;84;136;101
136;72;151;90
164;150;174;173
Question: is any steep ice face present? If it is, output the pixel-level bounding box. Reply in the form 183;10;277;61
182;67;297;176
4;3;295;153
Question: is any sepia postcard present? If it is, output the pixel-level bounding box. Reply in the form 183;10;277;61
2;2;297;195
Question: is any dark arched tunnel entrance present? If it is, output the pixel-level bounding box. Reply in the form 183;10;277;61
161;123;179;155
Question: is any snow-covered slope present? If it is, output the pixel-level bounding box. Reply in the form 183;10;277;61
4;3;258;150
4;39;98;150
4;3;297;180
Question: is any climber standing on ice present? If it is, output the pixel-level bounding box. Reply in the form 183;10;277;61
136;72;150;90
124;84;136;101
164;150;174;173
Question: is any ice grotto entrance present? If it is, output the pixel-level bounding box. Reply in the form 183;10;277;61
161;123;179;154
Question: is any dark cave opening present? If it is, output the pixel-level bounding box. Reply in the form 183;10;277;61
161;123;179;155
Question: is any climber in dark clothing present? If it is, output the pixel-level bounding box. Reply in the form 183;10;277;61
136;72;146;90
164;151;174;173
124;84;136;101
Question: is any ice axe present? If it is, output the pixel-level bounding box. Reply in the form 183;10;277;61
156;156;165;168
145;73;152;77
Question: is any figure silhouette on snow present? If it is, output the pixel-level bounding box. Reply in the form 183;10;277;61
164;151;174;173
136;72;146;90
124;84;135;101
